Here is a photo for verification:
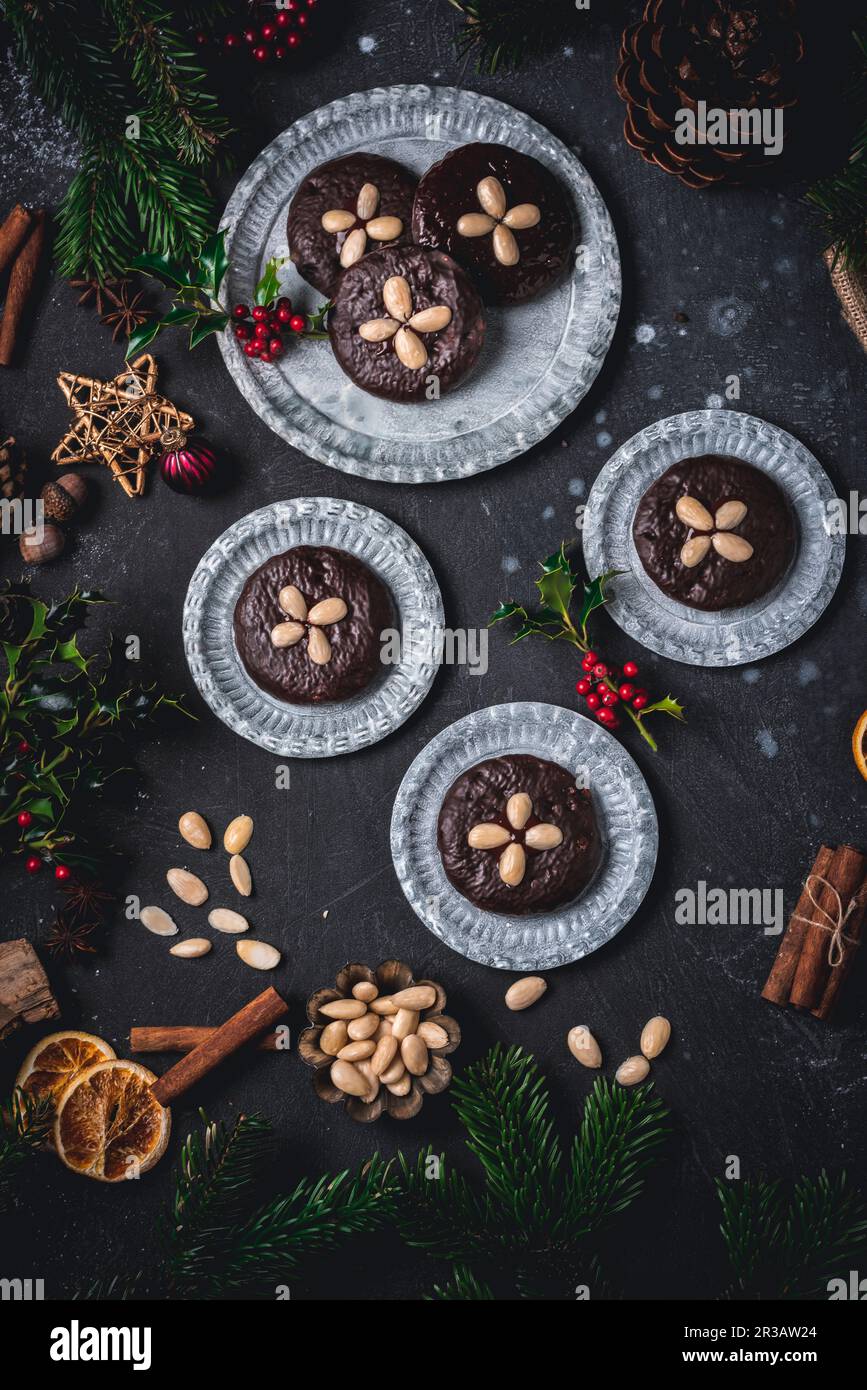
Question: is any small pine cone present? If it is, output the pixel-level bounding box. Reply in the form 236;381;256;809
0;436;26;501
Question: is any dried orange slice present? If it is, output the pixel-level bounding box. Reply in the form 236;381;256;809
53;1059;170;1183
16;1030;116;1116
853;711;867;782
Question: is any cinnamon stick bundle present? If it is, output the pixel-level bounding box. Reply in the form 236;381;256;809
0;208;45;367
762;843;867;1021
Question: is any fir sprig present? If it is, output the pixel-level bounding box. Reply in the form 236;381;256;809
807;28;867;271
449;0;584;74
0;1088;53;1212
718;1173;867;1299
397;1044;671;1298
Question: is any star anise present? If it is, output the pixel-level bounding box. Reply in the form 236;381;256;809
68;277;126;316
45;913;97;958
99;283;150;342
62;878;114;926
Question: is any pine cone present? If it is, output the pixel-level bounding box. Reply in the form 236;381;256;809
0;436;26;501
615;0;805;188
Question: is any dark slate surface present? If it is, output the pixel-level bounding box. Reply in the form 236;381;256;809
1;1;865;1301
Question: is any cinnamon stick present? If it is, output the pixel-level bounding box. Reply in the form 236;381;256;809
812;883;867;1021
0;208;45;367
149;986;288;1106
131;1025;281;1054
761;845;835;1006
789;844;867;1012
0;205;32;278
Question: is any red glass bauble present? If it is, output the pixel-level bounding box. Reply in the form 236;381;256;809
158;431;220;496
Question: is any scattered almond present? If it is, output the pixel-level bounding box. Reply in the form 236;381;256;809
178;811;211;850
208;907;249;935
229;854;252;897
140;905;178;937
567;1026;602;1068
615;1055;651;1086
169;938;211;958
166;867;208;907
640;1015;671;1060
505;976;547;1011
223;815;253;854
236;939;281;971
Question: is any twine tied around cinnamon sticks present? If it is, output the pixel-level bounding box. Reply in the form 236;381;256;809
762;844;867;1021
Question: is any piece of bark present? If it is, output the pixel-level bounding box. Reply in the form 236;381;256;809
761;845;835;1006
0;208;45;367
0;938;60;1041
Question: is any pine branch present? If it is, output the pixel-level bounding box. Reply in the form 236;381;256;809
104;0;229;164
449;1044;564;1242
449;0;583;74
0;1088;53;1211
564;1077;671;1237
119;133;217;263
396;1147;495;1261
54;149;138;284
807;28;867;271
427;1264;495;1300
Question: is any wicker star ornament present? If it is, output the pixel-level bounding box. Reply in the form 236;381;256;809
51;354;194;497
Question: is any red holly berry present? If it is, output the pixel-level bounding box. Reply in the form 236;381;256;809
276;307;292;324
261;23;276;41
268;338;284;356
581;651;597;671
254;322;270;339
234;325;250;341
287;32;300;47
25;855;41;874
618;682;635;701
252;305;268;322
289;315;305;333
622;660;639;679
586;693;601;711
297;12;308;24
259;351;273;364
595;682;607;695
276;11;291;27
54;864;71;882
243;27;257;44
632;691;649;711
232;304;249;319
274;47;287;59
597;707;615;725
601;689;619;707
252;45;269;62
194;31;208;46
17;739;30;755
592;662;608;679
224;31;240;48
243;342;258;357
575;677;592;696
16;810;32;829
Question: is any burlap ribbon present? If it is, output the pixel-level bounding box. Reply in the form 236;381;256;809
825;247;867;353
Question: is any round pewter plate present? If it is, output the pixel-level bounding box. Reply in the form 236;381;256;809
390;703;657;971
182;498;443;758
218;84;621;484
582;411;844;667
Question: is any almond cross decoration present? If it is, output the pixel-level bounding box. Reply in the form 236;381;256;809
320;182;404;269
270;585;348;666
358;275;452;370
467;792;564;887
456;176;541;266
676;495;754;568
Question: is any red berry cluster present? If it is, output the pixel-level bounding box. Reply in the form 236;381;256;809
11;741;69;877
575;654;648;730
195;0;317;64
232;297;305;364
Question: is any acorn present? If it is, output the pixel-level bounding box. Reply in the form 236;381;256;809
19;522;65;566
40;473;86;522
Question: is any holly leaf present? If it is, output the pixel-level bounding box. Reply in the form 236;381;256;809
535;543;575;621
129;253;190;288
577;571;621;638
640;695;686;722
189;313;229;350
126;316;165;358
54;636;88;674
489;602;526;626
198;230;229;301
510;618;558;643
254;256;287;307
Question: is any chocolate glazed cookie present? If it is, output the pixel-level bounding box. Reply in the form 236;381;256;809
233;545;393;705
329;244;485;402
286;153;417;298
412;142;575;305
437;754;601;916
632;455;796;612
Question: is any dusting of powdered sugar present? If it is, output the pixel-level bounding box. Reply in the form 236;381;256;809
0;48;80;197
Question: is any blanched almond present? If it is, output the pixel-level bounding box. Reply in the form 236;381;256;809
407;305;452;333
640;1015;671;1060
714;500;748;530
524;823;563;850
356;182;379;220
379;1057;406;1085
375;1018;393;1039
369;995;398;1015
308;597;347;626
170;938;211;958
468;822;510;849
476;175;506;218
208;907;248;934
178;811;211;850
236;939;281;971
370;1034;399;1076
392;1008;419;1042
417;1021;449;1049
356;1060;380;1103
382;275;412;322
615;1055;650;1086
320;1020;349;1055
567;1025;602;1068
386;1074;412;1096
492;224;519;266
337;1039;376;1061
365;215;402;241
330;1059;368;1097
321;208;355;233
319;998;367;1020
505;976;547;1011
675;495;714;532
271;620;305;648
680;535;711;568
278;585;307;621
457;211;496;237
506;792;533;829
401;1033;428;1076
339;227;367;268
391;986;436;1011
140;905;178;937
499;842;526;886
229;854;252;897
352;981;378;1002
167;867;208;906
307;626;332;665
394;326;427;370
712;531;754;562
503;202;540;229
223;815;253;854
347;1011;380;1041
359;317;399;341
